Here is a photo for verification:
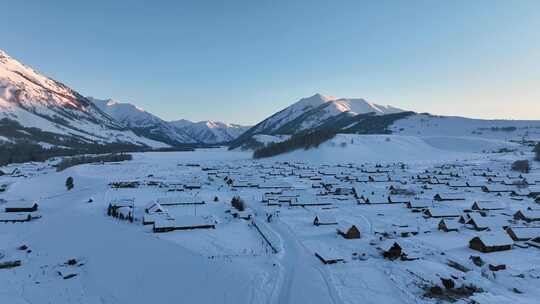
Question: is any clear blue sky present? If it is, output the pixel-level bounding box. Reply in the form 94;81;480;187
2;0;539;124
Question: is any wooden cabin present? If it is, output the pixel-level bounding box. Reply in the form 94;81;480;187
334;187;354;196
184;182;202;190
0;213;32;223
143;213;171;225
469;234;513;253
527;237;540;249
337;222;361;239
471;201;505;211
144;202;166;214
466;214;491;231
506;227;540;241
314;247;344;265
153;215;215;233
313;214;338;226
381;241;403;260
433;194;465;202
359;194;389;205
424;208;461;219
157;196;205;206
387;195;410;204
4;201;38;213
513;210;540;223
438;219;460;232
290;196;331;207
406;200;431;211
447;181;468;188
481;185;514;194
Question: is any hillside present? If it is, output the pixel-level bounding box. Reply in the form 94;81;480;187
263;133;520;163
391;113;540;141
0;49;165;149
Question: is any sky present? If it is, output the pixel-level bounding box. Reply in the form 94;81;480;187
1;0;539;125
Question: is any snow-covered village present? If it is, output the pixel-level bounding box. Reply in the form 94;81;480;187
2;134;540;303
2;1;540;303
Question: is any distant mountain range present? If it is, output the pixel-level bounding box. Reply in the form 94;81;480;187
90;98;249;145
2;48;539;155
0;49;249;148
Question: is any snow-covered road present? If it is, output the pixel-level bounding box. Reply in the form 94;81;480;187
269;219;344;304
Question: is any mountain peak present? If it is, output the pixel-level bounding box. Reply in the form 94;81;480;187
304;93;335;102
0;49;10;60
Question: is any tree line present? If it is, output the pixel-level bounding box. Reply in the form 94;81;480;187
253;128;337;159
55;153;133;172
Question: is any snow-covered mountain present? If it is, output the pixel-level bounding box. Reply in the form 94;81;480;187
248;93;402;135
231;93;403;147
0;49;167;148
91;98;250;144
0;49;248;148
170;119;250;144
90;98;197;145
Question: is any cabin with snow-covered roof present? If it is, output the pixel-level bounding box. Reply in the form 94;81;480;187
337;222;361;239
465;213;508;231
471;201;505;211
145;202;166;214
314;247;344;265
506;227;540;241
469;234;513;253
153;215;216;233
3;200;38;213
0;213;32;223
406;200;431;211
313;214;337;226
424;208;461;219
438;219;461;232
481;185;514;194
157;196;205;206
513;210;540;222
291;195;332;207
433;193;465;202
387;195;411;204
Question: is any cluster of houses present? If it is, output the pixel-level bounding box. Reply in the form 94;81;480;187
220;160;540;261
103;158;540;273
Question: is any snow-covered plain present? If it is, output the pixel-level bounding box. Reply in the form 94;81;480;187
1;138;540;304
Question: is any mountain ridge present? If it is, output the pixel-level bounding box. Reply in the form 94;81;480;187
230;93;404;148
